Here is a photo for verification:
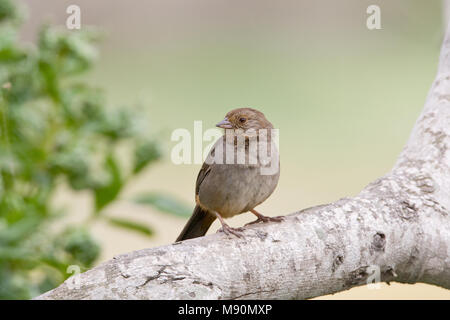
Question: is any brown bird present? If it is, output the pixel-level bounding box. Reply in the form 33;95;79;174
176;107;283;241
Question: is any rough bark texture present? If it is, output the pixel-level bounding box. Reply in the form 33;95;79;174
35;26;450;300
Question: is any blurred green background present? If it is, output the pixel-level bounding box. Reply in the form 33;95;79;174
1;0;449;299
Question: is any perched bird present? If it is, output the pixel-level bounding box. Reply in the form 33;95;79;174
176;107;283;241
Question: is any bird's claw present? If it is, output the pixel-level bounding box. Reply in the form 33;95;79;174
217;225;245;238
245;215;284;226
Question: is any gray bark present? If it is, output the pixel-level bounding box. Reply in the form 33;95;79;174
35;24;450;300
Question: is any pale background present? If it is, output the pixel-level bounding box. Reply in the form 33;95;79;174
19;0;450;299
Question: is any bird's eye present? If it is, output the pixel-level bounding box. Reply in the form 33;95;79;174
239;117;246;123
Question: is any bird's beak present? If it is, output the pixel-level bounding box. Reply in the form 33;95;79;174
216;117;233;129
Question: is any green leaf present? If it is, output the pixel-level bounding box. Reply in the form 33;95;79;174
0;0;19;23
59;227;100;267
94;153;123;213
134;192;192;217
38;256;71;275
0;246;33;262
133;141;161;174
38;57;60;102
0;216;40;245
107;217;153;236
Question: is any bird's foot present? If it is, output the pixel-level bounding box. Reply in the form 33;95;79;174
245;215;284;226
217;224;245;238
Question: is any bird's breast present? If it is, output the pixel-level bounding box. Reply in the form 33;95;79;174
197;163;279;218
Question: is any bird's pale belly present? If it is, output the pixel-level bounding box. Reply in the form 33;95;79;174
197;163;279;218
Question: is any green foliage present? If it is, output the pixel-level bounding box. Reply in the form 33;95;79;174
0;0;188;299
94;154;123;213
59;228;100;267
134;140;161;174
134;192;192;217
107;217;153;236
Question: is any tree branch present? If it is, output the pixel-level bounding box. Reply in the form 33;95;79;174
35;25;450;300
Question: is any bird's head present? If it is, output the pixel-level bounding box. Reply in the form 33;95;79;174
216;107;273;131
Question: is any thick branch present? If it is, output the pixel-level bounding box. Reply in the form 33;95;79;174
35;25;450;300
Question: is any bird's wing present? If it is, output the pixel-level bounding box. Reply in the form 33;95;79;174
195;136;226;195
195;162;211;196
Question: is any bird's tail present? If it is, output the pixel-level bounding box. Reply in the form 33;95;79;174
176;205;216;241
